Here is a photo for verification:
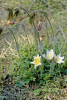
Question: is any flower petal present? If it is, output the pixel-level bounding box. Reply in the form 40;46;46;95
61;61;64;63
42;54;45;58
30;61;34;64
61;56;64;60
54;54;64;64
47;49;49;54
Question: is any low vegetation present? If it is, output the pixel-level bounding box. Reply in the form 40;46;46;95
0;0;67;100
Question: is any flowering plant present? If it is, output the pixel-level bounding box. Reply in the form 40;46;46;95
31;55;41;69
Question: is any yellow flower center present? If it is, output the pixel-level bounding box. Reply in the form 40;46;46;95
34;57;40;66
47;54;52;58
56;57;60;62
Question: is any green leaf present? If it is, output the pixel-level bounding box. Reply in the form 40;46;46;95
41;87;47;92
40;80;45;85
23;79;31;84
0;96;6;100
34;89;41;95
16;82;23;87
61;68;67;74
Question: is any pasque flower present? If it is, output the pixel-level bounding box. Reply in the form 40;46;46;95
43;49;54;60
31;55;41;69
54;54;64;64
37;21;42;31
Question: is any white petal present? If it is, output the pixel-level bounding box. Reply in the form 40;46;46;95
42;54;45;58
34;54;40;59
50;49;54;55
57;54;61;57
57;61;61;64
54;53;64;64
47;49;54;56
34;63;42;69
47;49;49;54
61;56;64;60
54;54;56;57
40;56;41;61
61;61;64;63
39;63;42;65
34;56;36;59
57;60;64;64
37;54;39;57
30;61;34;64
50;49;53;53
34;65;36;69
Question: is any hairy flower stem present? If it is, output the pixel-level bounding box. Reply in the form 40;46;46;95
46;21;49;47
17;6;40;49
22;24;30;48
57;64;61;76
40;52;44;79
33;22;40;50
2;26;20;55
31;10;54;37
50;61;55;74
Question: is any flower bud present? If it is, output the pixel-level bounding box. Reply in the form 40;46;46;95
37;21;42;31
10;21;14;25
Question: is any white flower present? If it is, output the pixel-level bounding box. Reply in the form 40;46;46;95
54;54;64;64
43;49;54;60
31;55;41;69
